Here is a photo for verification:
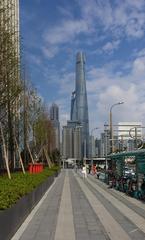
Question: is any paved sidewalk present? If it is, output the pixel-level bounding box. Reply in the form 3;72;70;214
11;170;145;240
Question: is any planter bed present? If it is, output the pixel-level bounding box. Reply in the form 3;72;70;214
0;167;60;240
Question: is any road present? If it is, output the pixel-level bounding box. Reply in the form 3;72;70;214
12;169;145;240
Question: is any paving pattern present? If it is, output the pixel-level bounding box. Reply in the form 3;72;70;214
11;169;145;240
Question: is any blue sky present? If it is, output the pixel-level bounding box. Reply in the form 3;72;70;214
20;0;145;134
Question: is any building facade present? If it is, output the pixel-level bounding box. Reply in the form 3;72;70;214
62;126;73;159
50;103;60;150
73;127;82;161
62;122;82;161
0;0;20;168
118;122;142;151
89;136;96;158
99;130;111;157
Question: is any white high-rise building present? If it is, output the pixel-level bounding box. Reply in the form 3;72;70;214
118;122;142;151
118;122;142;140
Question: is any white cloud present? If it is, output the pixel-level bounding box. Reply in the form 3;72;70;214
132;57;145;76
125;15;145;38
79;0;145;39
84;52;145;131
58;72;75;95
40;0;145;59
44;19;89;45
102;40;120;53
28;53;42;65
23;1;145;134
42;46;59;59
126;0;145;9
39;47;145;135
136;48;145;57
95;84;145;129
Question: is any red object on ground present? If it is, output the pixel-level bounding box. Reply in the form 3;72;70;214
29;164;33;173
29;163;43;174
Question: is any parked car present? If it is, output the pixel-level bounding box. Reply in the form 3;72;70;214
124;167;135;177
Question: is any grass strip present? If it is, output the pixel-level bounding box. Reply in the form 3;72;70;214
0;166;60;210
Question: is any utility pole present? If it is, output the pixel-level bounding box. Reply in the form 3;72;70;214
135;127;137;149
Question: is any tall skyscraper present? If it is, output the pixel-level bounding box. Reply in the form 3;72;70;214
71;52;89;157
0;0;20;168
50;103;60;150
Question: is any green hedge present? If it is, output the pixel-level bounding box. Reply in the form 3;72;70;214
0;166;60;210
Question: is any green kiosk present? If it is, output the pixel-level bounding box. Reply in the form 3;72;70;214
107;149;145;199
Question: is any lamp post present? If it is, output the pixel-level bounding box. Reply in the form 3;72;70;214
91;127;98;166
110;102;124;153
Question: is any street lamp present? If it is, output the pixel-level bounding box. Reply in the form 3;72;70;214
91;127;98;166
110;102;124;153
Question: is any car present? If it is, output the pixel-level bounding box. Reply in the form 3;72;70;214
124;167;135;177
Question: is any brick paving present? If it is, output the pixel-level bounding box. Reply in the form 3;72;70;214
11;170;145;240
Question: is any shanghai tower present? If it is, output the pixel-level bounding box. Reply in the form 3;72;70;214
71;52;89;157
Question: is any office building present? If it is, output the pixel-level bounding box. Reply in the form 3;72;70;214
62;123;82;160
50;103;60;150
100;130;111;157
89;136;96;158
95;138;101;157
73;127;82;161
70;52;89;157
62;126;73;159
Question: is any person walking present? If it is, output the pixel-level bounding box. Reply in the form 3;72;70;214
82;165;87;179
88;164;91;174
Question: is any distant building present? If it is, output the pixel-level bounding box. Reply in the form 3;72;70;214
89;136;96;158
118;122;142;151
62;126;73;159
95;138;101;157
100;130;110;157
62;123;82;161
118;122;142;140
50;103;60;150
73;127;82;161
50;103;59;121
127;139;136;151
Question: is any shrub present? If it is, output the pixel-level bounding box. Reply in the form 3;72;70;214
0;166;60;210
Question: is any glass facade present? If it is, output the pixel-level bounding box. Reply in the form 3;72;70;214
71;52;89;157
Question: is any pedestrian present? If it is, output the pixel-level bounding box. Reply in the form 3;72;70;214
96;170;100;179
92;164;96;175
75;164;78;173
82;164;87;179
88;164;91;174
